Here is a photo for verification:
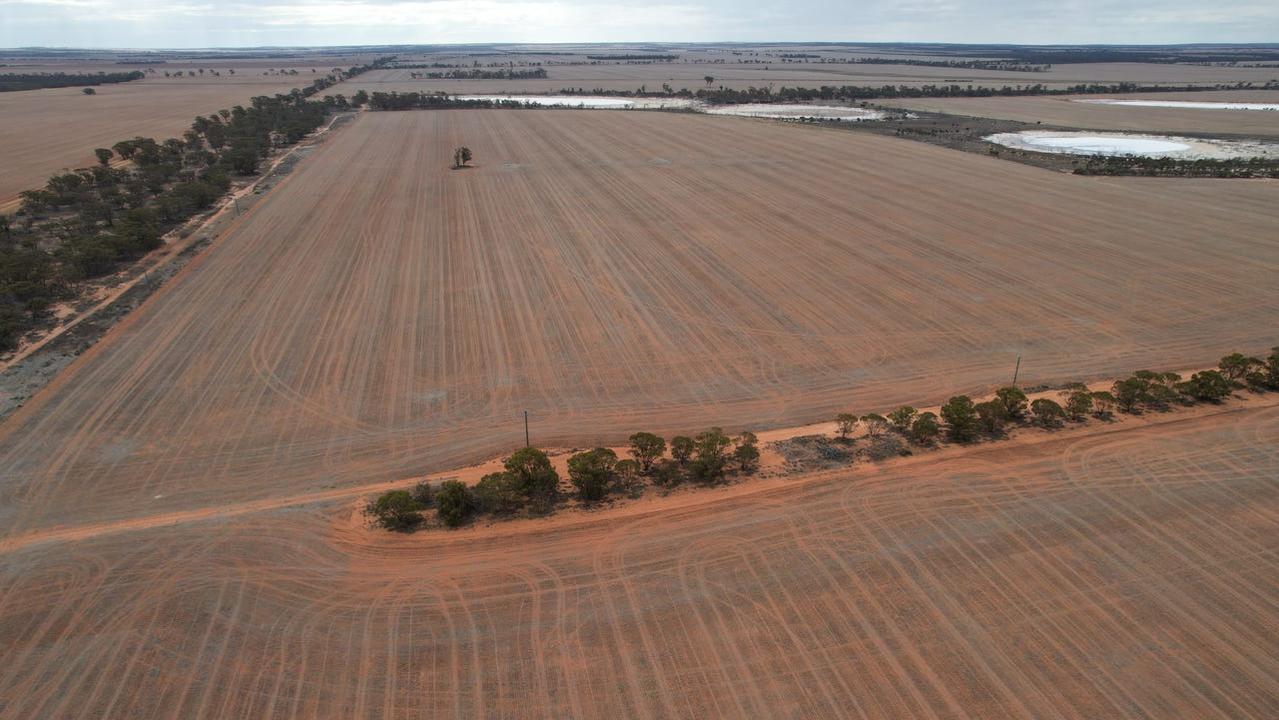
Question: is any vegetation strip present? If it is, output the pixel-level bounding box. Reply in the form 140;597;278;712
365;349;1279;533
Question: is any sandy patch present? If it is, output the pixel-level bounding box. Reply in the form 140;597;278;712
1075;99;1279;111
985;130;1279;159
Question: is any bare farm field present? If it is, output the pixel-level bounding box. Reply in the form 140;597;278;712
876;90;1279;136
0;74;310;207
2;108;1278;535
1;391;1277;717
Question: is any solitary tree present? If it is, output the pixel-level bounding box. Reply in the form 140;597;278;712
941;395;979;443
82;87;96;95
835;413;858;440
628;432;666;472
704;75;715;86
567;447;619;502
436;479;475;527
93;148;112;166
452;146;473;168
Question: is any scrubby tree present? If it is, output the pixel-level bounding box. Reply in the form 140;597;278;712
994;386;1029;421
436;479;475;527
452;146;473;168
364;490;423;531
974;400;1006;434
835;413;858;440
93;148;112;166
734;431;760;474
670;435;694;466
861;413;887;437
1219;353;1260;382
651;458;682;487
704;75;715;86
82;87;95;95
628;432;666;472
410;481;433;507
888;406;917;434
1112;376;1152;413
690;427;732;484
504;446;560;512
1064;388;1093;421
910;412;940;444
1030;398;1065;427
941;395;979;443
473;471;523;514
1181;370;1232;403
567;447;618;502
1091;390;1115;418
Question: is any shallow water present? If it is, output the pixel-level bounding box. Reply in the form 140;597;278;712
985;130;1279;159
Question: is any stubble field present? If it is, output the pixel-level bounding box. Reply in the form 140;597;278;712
2;109;1278;535
1;394;1277;718
2;107;1279;718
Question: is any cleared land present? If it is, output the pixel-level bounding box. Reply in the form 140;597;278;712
336;61;1279;97
1;396;1277;717
877;90;1279;135
2;109;1278;538
0;66;353;206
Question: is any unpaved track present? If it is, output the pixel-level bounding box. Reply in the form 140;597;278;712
2;110;1278;538
1;402;1277;718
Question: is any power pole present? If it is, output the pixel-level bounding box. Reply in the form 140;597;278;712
1012;354;1022;385
524;410;530;448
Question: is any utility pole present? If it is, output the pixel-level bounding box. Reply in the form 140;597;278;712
524;410;530;448
1012;354;1022;385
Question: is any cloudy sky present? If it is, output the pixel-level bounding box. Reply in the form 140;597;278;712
1;0;1276;48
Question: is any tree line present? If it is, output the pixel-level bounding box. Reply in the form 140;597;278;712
366;92;541;111
1073;155;1279;179
367;348;1279;532
406;68;548;80
0;71;145;93
0;60;391;352
558;80;1279;104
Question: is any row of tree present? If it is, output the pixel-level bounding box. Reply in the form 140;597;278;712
367;349;1279;532
1074;155;1279;179
0;71;144;93
556;80;1279;104
408;68;548;80
1;61;394;351
366;429;761;530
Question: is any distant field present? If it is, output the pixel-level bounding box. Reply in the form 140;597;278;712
2;109;1278;537
0;56;373;207
2;394;1276;717
877;90;1279;135
336;60;1279;97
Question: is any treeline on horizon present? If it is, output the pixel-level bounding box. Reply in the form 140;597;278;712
0;71;144;93
561;80;1279;103
0;59;392;352
365;350;1279;532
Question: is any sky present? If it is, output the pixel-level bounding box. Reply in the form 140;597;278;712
1;0;1277;48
